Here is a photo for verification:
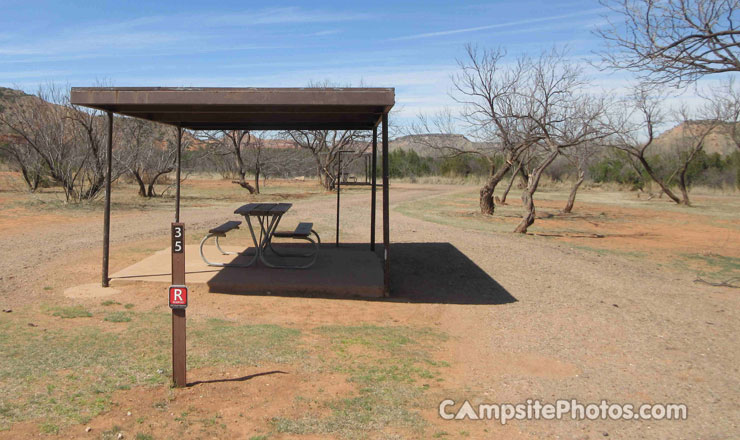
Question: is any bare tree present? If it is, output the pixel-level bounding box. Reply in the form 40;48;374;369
707;76;740;150
119;118;177;197
512;51;608;234
448;45;541;214
0;84;120;202
608;86;717;205
670;106;721;205
66;99;110;200
206;130;257;193
286;129;369;190
561;141;601;213
499;156;529;204
0;134;46;191
608;86;684;202
596;0;740;86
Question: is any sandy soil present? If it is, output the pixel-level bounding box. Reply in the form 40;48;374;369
0;179;738;439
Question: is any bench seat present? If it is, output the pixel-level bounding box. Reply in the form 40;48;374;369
208;220;241;236
274;222;313;238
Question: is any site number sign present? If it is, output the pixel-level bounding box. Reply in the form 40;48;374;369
172;224;184;253
169;285;188;309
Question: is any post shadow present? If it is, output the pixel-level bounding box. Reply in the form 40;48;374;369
187;370;287;387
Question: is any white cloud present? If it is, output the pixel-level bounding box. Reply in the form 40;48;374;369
0;7;372;59
389;7;606;41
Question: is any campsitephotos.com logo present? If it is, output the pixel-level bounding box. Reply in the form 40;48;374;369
439;399;688;425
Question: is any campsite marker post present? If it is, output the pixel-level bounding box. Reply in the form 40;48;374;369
170;223;187;387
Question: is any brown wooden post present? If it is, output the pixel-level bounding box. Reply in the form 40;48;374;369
370;127;377;251
171;224;186;387
102;111;113;287
381;114;390;296
171;126;186;388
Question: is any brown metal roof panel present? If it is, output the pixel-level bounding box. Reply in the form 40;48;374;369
70;87;395;108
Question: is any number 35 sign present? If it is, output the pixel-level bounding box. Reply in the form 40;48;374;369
172;224;184;253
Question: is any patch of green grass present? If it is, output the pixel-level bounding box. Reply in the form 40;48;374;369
272;325;448;439
50;305;92;319
189;319;302;367
43;286;53;291
0;312;170;431
249;435;269;440
101;300;120;306
568;244;648;260
104;312;132;323
683;253;740;281
124;303;135;310
0;310;300;434
39;422;59;434
135;433;154;440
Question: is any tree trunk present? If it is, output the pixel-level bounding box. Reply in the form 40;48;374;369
677;165;691;206
132;171;147;197
514;150;559;234
479;161;512;215
675;140;705;206
514;187;537;233
636;155;682;204
232;178;256;193
500;160;523;204
254;168;260;194
232;168;256;193
17;162;39;192
563;169;585;213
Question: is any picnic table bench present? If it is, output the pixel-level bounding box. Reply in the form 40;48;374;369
199;203;320;269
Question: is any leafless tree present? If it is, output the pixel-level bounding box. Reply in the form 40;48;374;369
499;155;530;205
0;134;46;191
205;130;258;193
285;129;370;190
707;76;740;150
607;86;684;202
512;51;608;233
608;85;717;205
447;45;542;214
248;134;266;193
595;0;740;86
0;84;121;202
669;105;721;205
119;118;177;197
66;98;111;200
561;141;601;213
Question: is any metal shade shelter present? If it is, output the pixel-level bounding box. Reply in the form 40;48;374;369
70;87;394;294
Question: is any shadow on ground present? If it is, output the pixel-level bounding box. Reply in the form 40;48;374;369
389;242;516;305
187;370;287;387
208;242;516;305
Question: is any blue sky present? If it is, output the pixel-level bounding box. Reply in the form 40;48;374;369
0;0;704;124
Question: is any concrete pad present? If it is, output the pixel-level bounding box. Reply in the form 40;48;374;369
110;245;384;298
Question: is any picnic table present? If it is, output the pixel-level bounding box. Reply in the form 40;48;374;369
200;203;319;269
234;203;292;268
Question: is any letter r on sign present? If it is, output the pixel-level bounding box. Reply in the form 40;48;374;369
169;285;188;309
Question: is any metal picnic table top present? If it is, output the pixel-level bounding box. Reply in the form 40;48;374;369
234;203;292;216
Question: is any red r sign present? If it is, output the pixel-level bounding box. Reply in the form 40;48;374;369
169;285;188;309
